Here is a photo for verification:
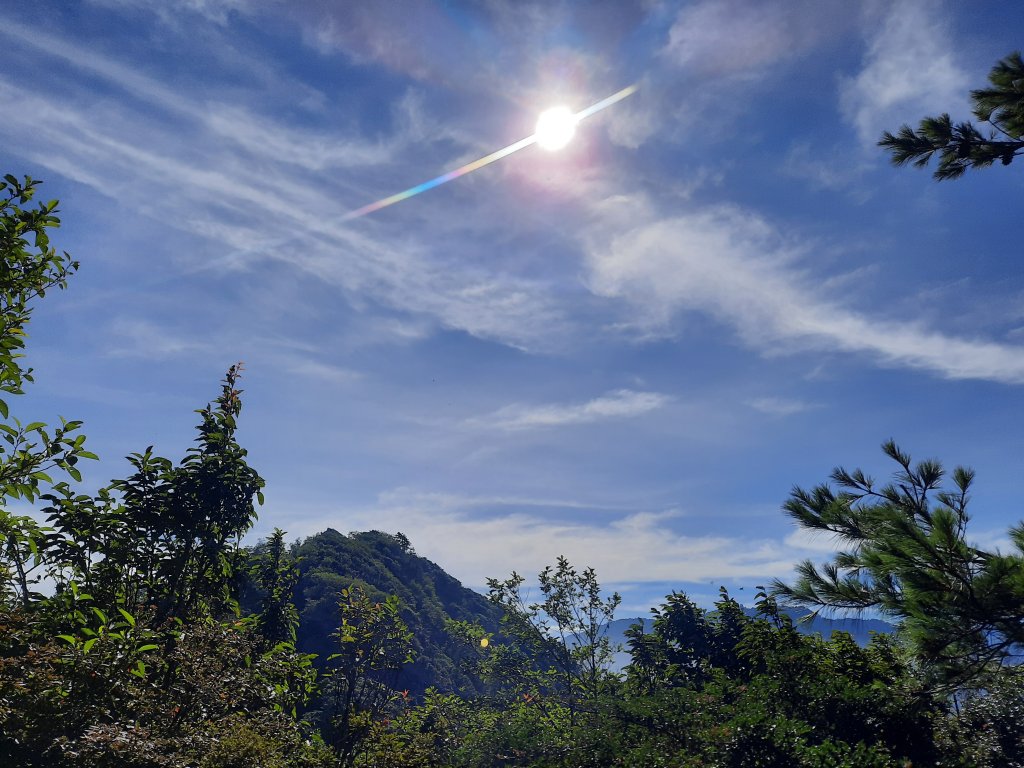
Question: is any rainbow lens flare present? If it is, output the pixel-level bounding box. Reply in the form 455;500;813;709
343;84;638;221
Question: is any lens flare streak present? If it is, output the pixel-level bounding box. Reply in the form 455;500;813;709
343;84;638;221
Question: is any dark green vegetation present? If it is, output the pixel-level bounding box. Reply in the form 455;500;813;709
2;173;1024;766
880;51;1024;179
285;528;505;696
773;440;1024;692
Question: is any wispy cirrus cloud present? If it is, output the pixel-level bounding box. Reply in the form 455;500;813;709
468;389;671;431
283;359;362;385
840;1;969;145
782;142;872;199
585;201;1024;385
107;318;213;359
662;0;848;77
0;25;575;352
748;397;821;417
376;488;636;514
87;0;260;27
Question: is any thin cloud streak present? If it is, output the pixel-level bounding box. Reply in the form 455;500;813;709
106;318;212;359
0;70;570;350
468;389;671;431
748;397;820;417
1;20;387;174
377;488;639;513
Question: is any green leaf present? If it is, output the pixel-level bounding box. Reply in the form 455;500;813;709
137;644;159;652
91;607;108;624
130;660;146;678
56;634;77;645
83;637;98;654
117;607;136;627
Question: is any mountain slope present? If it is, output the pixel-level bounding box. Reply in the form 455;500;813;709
292;529;504;696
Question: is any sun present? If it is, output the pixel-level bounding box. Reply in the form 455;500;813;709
535;106;578;151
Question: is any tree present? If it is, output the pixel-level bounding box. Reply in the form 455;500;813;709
0;174;96;610
613;588;938;767
772;441;1024;690
0;173;328;767
39;364;265;625
486;556;622;703
319;584;415;765
252;527;301;649
626;587;750;692
879;51;1024;179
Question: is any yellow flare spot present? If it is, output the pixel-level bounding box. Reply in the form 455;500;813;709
480;637;489;648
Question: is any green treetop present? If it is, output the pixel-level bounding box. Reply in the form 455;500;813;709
772;441;1024;691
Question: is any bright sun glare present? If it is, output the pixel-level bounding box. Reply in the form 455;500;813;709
343;86;635;220
535;106;578;151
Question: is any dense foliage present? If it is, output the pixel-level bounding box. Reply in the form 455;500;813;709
3;174;1024;766
0;177;329;766
286;528;506;698
772;440;1024;692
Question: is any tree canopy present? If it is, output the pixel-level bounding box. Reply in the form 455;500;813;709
772;440;1024;691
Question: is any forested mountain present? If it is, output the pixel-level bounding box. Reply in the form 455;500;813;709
288;529;505;696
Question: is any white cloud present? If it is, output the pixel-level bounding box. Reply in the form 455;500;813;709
284;359;362;385
87;0;259;26
469;389;671;431
107;318;212;359
840;2;970;145
663;0;839;77
967;528;1015;555
0;44;571;352
271;491;805;589
377;488;635;514
603;76;659;150
784;527;847;555
748;397;820;417
585;202;1024;385
203;105;393;171
783;142;872;200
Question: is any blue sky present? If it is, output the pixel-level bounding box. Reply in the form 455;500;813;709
2;0;1023;613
